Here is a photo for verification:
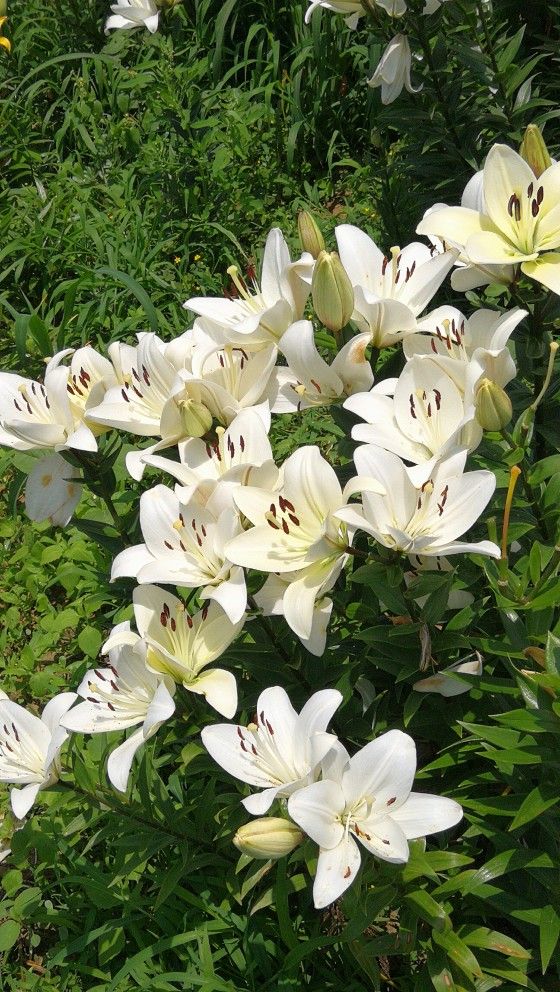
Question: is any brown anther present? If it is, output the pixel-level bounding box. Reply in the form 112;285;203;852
240;435;245;452
310;378;322;393
537;186;544;204
434;388;441;410
160;611;168;626
164;540;173;549
387;797;397;806
281;519;290;535
121;388;130;402
170;618;177;632
343;866;352;878
381;256;388;275
288;513;300;526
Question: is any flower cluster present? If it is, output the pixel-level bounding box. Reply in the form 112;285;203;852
1;130;554;909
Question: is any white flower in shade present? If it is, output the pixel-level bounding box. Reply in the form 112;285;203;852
254;574;334;657
142;408;279;504
336;446;501;559
111;485;247;624
345;356;482;476
0;692;77;819
105;0;159;32
226;446;379;639
413;654;483;696
25;452;82;526
158;344;276;460
305;0;365;27
271;320;373;413
0;346;116;454
305;0;407;25
288;730;463;908
129;586;243;716
201;685;342;814
417;144;560;296
335;225;456;348
61;633;175;793
368;35;420;105
184;229;314;348
86;331;198;481
404;306;523;377
423;0;452;12
403;306;523;407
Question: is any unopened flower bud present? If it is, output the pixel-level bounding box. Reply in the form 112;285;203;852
519;125;552;178
233;817;304;860
312;251;354;334
475;378;512;432
297;211;325;259
0;1;7;17
178;396;213;437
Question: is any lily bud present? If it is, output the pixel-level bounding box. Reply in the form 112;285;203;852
298;211;325;259
233;817;304;860
519;125;552;178
312;251;354;334
0;1;7;17
475;378;512;432
177;396;213;437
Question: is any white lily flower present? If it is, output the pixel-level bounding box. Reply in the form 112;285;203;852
129;586;243;717
368;35;421;105
226;446;378;639
288;730;463;908
111;484;247;624
87;331;194;438
335;225;456;348
305;0;406;25
272;321;373;413
345;356;482;473
105;0;159;32
0;346;116;454
413;654;483;696
404;306;523;406
25;452;82;526
142;408;279;504
159;343;276;448
0;692;77;819
61;634;175;793
417;144;560;295
201;685;342;814
184;229;314;348
254;574;334;657
336;445;501;559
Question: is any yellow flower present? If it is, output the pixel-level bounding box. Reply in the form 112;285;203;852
0;17;10;53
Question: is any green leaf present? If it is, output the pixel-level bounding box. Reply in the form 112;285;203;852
460;926;530;959
405;889;450;931
432;929;482;978
427;946;458;992
0;919;20;953
77;625;103;659
539;904;560;973
509;785;560;830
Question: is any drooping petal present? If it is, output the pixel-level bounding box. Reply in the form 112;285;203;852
107;728;146;792
190;669;238;718
312;835;362;909
11;782;42;819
